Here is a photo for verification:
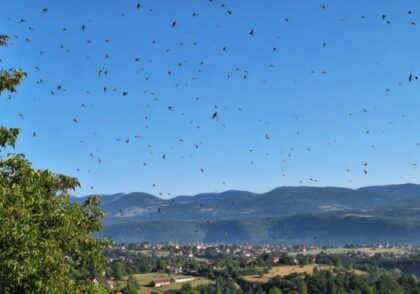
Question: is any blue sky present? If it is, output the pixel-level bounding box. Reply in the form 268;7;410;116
2;0;420;197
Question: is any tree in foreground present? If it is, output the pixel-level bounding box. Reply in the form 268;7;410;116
0;35;111;293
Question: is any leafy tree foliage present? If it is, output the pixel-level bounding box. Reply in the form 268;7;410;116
268;287;282;294
111;261;124;280
0;35;110;293
122;275;140;294
0;35;26;94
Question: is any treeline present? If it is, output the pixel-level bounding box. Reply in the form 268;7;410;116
167;266;420;294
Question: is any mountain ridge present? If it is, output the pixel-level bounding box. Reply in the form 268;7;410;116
73;183;420;244
73;183;420;202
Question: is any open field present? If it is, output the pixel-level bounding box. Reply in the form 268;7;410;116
117;273;213;293
135;250;172;257
243;265;365;283
138;277;213;294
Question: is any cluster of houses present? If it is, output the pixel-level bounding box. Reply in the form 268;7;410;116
107;242;321;265
151;276;195;288
106;242;408;276
108;242;406;264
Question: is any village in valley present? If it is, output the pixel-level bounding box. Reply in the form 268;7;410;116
102;242;416;293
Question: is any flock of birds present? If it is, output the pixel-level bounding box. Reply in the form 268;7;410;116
1;0;420;202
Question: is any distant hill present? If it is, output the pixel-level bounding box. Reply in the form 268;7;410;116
74;184;420;244
102;208;420;245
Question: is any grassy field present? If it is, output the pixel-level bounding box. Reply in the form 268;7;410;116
117;273;213;294
243;264;365;283
135;250;172;257
243;265;332;282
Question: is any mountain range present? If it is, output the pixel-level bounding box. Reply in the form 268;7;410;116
72;183;420;245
